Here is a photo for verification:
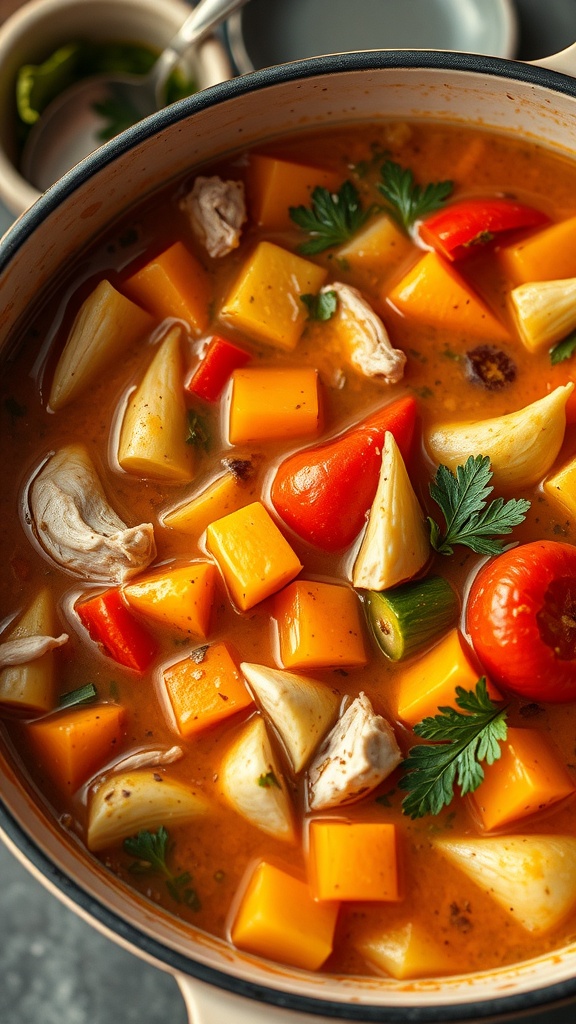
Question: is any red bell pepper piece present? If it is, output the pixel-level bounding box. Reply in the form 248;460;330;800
187;335;251;401
419;197;549;261
270;395;417;551
76;589;157;671
467;540;576;703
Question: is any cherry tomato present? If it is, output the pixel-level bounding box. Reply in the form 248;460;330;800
419;198;549;261
466;540;576;702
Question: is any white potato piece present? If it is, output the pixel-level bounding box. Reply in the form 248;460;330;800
510;277;576;352
425;384;573;490
219;715;295;842
352;431;429;591
357;922;450;979
240;662;340;773
435;835;576;934
87;769;210;852
0;588;62;714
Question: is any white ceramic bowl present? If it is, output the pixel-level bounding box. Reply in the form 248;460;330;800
2;41;576;1024
0;0;231;216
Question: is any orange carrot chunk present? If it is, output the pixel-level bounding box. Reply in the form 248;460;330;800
163;641;254;737
274;579;367;670
308;820;401;901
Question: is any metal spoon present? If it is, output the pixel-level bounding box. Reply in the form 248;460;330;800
22;0;251;192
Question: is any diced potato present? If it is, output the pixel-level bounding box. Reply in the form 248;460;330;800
164;642;254;737
162;468;258;537
247;153;342;230
425;384;573;490
27;703;126;792
308;820;401;901
123;561;217;637
335;213;412;278
435;835;576;934
274;579;367;670
219;241;327;351
352;432;429;591
230;859;339;970
228;367;321;444
117;325;193;482
121;241;210;331
219;714;295;842
206;501;302;611
386;251;510;341
239;662;340;772
49;280;154;411
544;455;576;520
357;922;450;979
510;277;576;352
87;768;210;851
470;727;575;831
499;213;576;285
0;589;61;715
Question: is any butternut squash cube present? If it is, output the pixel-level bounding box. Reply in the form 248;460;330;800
229;366;321;443
386;251;509;341
206;501;302;611
163;641;254;737
335;213;412;277
308;820;401;901
247;153;342;230
357;922;450;979
230;859;339;970
275;580;367;669
499;214;576;285
162;469;258;537
219;241;327;351
123;561;217;637
122;241;210;331
544;455;576;521
0;589;61;715
27;703;125;791
470;727;575;831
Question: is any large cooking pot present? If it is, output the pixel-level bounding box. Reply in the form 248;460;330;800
2;42;576;1024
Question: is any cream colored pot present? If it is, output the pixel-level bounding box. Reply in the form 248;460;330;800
2;43;576;1024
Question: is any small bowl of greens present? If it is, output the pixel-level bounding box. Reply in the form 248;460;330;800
0;0;231;217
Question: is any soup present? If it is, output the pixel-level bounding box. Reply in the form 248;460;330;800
2;119;576;981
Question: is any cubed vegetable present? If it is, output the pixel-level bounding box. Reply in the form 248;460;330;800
544;455;576;520
247;153;342;230
162;468;258;537
230;859;339;970
357;923;450;979
122;241;210;331
470;727;575;831
27;703;126;791
219;715;295;842
0;589;61;714
275;579;367;669
206;501;302;611
123;561;217;637
499;213;576;284
419;198;548;262
219;241;327;350
335;213;412;278
363;577;459;663
510;277;576;352
308;820;401;901
186;335;251;401
164;642;254;737
76;588;157;671
228;366;321;444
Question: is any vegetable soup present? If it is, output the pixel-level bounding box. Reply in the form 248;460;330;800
3;119;576;981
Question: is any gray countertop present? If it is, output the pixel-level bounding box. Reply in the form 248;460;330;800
2;1;576;1022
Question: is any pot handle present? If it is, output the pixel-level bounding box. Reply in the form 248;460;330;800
176;973;328;1024
530;40;576;76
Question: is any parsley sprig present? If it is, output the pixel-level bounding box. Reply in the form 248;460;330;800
124;826;200;909
301;289;337;321
550;330;576;365
378;160;453;233
428;455;530;556
289;181;372;254
399;679;508;819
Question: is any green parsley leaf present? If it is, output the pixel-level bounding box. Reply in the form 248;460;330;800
428;454;530;556
289;180;372;254
124;826;201;909
550;330;576;365
257;771;280;789
301;290;338;321
92;95;142;142
378;160;453;233
57;682;97;710
399;679;508;819
186;410;210;450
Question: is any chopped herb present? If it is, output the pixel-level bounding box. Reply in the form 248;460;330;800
353;144;390;178
399;679;508;819
377;160;453;233
124;826;200;909
550;330;576;365
186;410;210;450
257;770;280;789
428;455;530;556
57;682;97;710
289;180;373;254
375;789;396;807
93;95;141;141
301;290;338;321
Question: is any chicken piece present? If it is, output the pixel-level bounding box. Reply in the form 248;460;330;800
308;692;401;810
180;175;246;258
323;282;406;382
29;444;156;583
111;745;184;773
0;633;68;668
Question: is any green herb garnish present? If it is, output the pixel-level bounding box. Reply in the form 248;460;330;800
186;410;210;450
57;682;97;710
257;771;280;789
378;160;453;233
92;95;142;142
550;330;576;365
301;290;338;321
289;181;372;254
428;455;530;556
399;679;508;819
124;826;200;909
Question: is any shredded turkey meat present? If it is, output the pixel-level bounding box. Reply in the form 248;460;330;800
29;444;156;583
0;633;69;668
307;692;401;810
323;282;406;382
180;175;246;258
